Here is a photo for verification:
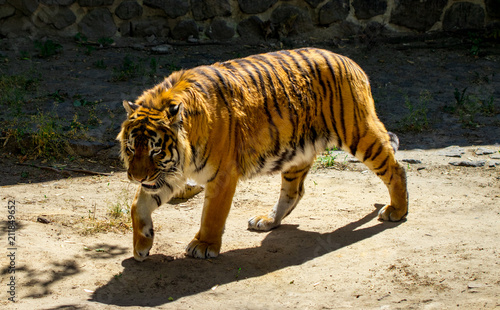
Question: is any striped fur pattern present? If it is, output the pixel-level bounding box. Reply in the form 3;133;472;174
118;47;408;261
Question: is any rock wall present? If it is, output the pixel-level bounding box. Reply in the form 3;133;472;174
0;0;498;41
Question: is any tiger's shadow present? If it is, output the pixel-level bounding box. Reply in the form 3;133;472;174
90;205;404;307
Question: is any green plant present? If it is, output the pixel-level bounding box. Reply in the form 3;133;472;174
93;59;107;69
316;147;341;168
48;90;66;103
85;45;95;56
447;87;497;128
74;32;88;44
468;32;483;56
34;40;62;58
0;72;38;106
98;37;114;47
112;55;142;82
399;90;430;132
31;112;66;158
19;50;31;60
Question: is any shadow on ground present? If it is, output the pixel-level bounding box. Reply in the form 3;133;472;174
90;205;403;307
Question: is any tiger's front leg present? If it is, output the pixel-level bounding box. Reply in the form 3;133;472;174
186;165;239;259
131;187;171;261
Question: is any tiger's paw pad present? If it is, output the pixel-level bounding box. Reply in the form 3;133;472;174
378;205;407;222
248;215;278;231
185;239;220;259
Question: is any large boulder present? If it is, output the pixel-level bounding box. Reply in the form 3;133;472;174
238;0;276;14
191;0;231;21
443;2;485;31
319;0;350;26
391;0;448;32
143;0;189;18
352;0;387;19
78;8;117;39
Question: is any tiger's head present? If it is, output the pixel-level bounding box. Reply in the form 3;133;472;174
117;97;187;194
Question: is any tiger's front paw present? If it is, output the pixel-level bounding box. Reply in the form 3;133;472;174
185;239;220;259
248;215;279;231
378;205;407;222
133;228;154;262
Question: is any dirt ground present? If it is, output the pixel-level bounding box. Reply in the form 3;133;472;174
1;34;499;309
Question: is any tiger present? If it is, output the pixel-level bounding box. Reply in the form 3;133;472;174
117;47;408;262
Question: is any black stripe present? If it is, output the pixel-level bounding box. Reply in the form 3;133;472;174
283;175;298;182
317;50;342;148
241;59;281;156
274;56;300;143
152;194;162;207
374;155;389;171
207;162;221;183
370;143;384;161
363;141;377;162
252;55;283;119
296;49;317;80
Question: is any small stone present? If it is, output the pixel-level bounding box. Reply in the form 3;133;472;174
402;159;422;164
449;160;486;168
435;146;465;158
151;44;172;54
475;147;496;155
491;154;500;160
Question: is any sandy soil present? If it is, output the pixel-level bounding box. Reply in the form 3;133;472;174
1;145;499;309
1;34;500;309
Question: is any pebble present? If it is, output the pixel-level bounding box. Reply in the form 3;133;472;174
475;147;496;155
402;159;422;164
435;146;465;158
449;160;486;167
151;44;172;54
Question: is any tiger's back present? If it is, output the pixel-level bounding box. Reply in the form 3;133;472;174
179;48;393;179
119;47;408;261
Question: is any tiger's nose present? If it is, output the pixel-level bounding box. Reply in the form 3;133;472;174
128;172;146;183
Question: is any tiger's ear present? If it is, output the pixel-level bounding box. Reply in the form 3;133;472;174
167;102;183;126
123;100;139;116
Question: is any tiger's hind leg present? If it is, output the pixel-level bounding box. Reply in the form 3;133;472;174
358;132;408;221
248;164;311;231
